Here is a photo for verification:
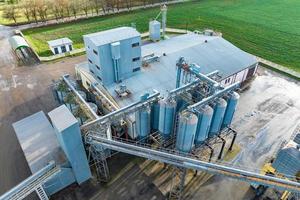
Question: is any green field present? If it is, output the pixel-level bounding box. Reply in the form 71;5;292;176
22;0;300;72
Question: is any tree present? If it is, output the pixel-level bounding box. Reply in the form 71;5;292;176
70;0;80;18
22;0;31;22
91;0;102;15
81;0;90;17
2;5;19;24
30;1;38;23
36;0;48;22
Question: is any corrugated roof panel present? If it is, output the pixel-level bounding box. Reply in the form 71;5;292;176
272;147;300;177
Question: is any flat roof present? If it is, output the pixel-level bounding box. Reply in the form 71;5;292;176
47;37;73;47
78;33;257;108
48;105;78;132
83;27;140;46
13;111;66;174
107;33;257;107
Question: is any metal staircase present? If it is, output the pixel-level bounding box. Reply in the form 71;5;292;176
0;161;59;200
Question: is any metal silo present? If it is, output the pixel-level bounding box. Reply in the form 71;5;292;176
136;106;151;141
158;98;176;139
222;92;240;128
194;105;214;144
151;103;160;130
209;98;227;137
175;111;198;153
149;20;161;41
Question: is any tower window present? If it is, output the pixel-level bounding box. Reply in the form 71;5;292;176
88;59;93;64
132;57;140;62
132;42;139;47
93;49;98;55
133;67;141;72
95;64;100;70
97;76;102;81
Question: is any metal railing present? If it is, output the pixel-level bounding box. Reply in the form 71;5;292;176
87;132;300;193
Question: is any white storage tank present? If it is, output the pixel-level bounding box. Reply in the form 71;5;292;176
149;20;161;41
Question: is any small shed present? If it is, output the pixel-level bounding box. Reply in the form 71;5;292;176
47;38;73;55
9;35;30;51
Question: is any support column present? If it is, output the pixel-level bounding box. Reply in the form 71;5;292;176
169;167;187;200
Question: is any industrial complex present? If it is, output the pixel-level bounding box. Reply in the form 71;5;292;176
1;4;300;200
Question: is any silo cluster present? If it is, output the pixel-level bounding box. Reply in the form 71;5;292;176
135;92;240;153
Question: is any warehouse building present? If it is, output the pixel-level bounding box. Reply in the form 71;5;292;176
79;27;257;105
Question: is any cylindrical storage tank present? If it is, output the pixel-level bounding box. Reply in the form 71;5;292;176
195;105;214;144
222;92;240;128
151;103;160;130
158;98;176;139
136;107;151;141
149;20;161;41
175;111;198;153
88;102;98;113
209;98;227;137
77;90;87;101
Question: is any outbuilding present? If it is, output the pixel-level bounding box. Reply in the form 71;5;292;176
48;38;73;55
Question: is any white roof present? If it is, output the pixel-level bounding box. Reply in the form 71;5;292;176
9;35;29;51
83;27;140;46
47;37;73;47
13;111;66;173
48;105;78;132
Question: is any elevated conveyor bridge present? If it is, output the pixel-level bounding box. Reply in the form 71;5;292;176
86;133;300;193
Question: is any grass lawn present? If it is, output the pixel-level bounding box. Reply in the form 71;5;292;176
22;0;300;72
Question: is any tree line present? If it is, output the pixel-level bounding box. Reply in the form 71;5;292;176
2;0;171;24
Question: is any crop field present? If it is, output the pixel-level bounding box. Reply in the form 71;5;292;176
22;0;300;72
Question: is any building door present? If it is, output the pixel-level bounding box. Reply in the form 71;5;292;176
61;45;66;53
69;45;72;51
54;47;59;54
246;66;256;80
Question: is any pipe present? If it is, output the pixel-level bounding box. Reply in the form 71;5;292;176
89;136;300;192
189;64;219;86
176;64;182;88
170;70;219;96
113;59;120;83
63;74;99;119
91;83;119;111
188;82;240;111
81;91;160;129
